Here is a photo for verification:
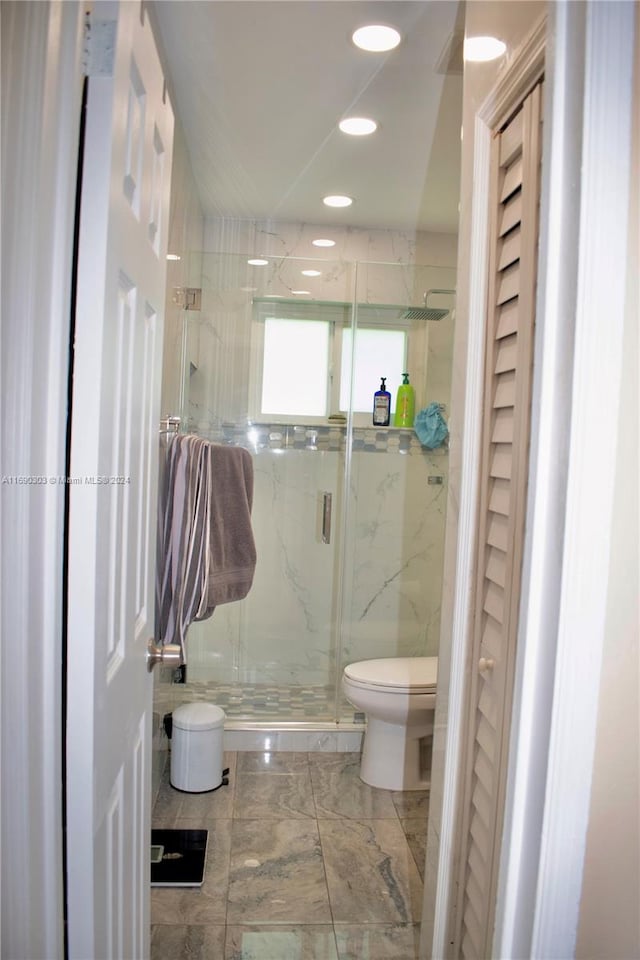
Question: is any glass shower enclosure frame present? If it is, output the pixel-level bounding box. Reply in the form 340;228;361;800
168;252;455;727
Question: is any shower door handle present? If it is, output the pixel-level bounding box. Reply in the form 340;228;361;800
322;492;332;544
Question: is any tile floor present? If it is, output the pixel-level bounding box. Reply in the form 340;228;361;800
151;751;430;959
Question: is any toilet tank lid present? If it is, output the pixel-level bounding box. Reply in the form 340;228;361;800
344;657;438;688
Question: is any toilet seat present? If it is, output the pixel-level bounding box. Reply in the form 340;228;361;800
343;656;437;694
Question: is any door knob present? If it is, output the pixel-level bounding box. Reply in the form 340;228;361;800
146;639;182;673
479;657;495;673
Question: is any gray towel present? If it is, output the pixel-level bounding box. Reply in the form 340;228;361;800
198;442;256;616
156;435;256;660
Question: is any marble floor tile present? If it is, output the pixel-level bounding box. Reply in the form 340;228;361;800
233;771;316;819
177;778;236;820
150;923;226;959
152;778;183;826
225;924;339;959
400;819;428;880
149;751;431;958
309;753;397;820
391;789;430;819
333;923;421;960
227;819;332;924
153;751;237;823
151;818;232;925
319;819;423;923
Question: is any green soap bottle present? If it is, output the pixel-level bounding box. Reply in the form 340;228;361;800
394;373;415;427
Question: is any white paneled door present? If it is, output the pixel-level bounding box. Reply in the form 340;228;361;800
66;3;173;957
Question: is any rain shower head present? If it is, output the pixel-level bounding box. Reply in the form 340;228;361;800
400;288;455;322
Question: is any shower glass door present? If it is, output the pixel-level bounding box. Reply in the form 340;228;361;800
181;253;354;722
172;252;455;724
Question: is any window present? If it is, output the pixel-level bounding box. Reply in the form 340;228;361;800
261;318;330;417
339;327;406;413
251;301;416;424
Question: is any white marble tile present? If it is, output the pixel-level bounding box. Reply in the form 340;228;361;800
340;450;447;664
221;727;363;753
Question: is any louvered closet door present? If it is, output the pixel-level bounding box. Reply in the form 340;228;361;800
455;81;543;960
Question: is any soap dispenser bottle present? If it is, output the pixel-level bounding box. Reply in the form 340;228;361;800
394;373;415;427
373;377;391;426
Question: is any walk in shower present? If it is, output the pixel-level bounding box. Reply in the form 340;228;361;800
165;252;455;726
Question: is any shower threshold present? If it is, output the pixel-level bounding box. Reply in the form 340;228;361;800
222;719;365;753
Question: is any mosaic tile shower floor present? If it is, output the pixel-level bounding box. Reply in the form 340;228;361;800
151;751;429;960
171;681;354;722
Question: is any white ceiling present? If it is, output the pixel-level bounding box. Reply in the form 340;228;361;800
151;1;464;234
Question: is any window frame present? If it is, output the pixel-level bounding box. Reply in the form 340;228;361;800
249;299;425;426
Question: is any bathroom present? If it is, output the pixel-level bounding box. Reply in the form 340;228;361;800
156;249;456;733
3;0;637;957
150;1;460;955
154;4;462;772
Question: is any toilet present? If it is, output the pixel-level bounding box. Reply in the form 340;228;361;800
342;656;438;791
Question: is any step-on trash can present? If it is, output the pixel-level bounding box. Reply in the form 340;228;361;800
170;702;226;792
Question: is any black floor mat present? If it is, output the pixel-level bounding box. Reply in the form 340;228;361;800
150;829;208;887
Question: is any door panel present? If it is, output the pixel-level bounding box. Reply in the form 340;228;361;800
455;81;542;959
66;3;174;956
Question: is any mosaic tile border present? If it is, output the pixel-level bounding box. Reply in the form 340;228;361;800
185;418;448;457
166;680;357;722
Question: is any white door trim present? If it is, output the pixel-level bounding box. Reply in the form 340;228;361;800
527;3;636;955
0;2;84;957
431;1;637;956
428;15;546;959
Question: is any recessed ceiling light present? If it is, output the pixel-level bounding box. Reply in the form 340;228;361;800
302;270;322;277
339;116;378;136
292;290;311;296
166;253;181;261
313;238;336;248
463;36;506;62
352;24;401;53
247;258;269;266
240;286;258;292
323;195;353;208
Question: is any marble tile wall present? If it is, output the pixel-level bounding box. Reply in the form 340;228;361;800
186;437;448;696
342;447;448;665
185;230;456;433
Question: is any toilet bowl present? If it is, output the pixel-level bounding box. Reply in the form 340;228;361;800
342;656;438;791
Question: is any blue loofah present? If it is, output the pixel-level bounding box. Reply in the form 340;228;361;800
414;402;449;449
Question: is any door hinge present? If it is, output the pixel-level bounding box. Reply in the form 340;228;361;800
83;11;116;78
173;287;202;311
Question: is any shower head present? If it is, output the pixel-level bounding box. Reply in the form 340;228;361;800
399;288;455;322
